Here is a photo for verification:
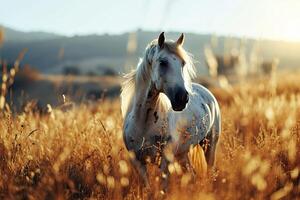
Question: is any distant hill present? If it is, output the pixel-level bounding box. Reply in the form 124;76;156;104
1;26;300;75
0;25;62;42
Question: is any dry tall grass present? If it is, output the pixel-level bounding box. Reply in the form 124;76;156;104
0;72;299;199
0;50;27;110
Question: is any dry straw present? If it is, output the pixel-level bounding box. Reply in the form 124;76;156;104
0;49;27;110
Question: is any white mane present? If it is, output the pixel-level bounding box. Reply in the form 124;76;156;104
120;39;196;117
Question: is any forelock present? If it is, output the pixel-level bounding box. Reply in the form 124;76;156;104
145;42;157;65
148;39;187;63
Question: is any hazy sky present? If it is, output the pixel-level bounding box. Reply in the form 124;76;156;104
1;0;300;41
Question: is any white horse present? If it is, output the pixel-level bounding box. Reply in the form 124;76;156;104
121;32;221;187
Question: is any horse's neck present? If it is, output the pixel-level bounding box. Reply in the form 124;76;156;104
132;80;159;123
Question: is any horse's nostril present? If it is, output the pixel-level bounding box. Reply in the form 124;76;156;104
175;89;189;104
180;90;188;102
130;136;135;143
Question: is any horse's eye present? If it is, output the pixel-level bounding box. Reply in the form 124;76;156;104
159;60;168;67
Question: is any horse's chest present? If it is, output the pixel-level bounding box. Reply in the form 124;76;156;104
123;110;169;152
138;114;172;161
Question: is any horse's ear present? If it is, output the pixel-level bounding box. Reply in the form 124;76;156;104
158;32;165;48
176;33;185;46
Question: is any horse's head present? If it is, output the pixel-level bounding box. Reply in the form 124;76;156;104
148;32;193;111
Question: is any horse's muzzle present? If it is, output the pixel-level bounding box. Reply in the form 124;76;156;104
171;87;189;111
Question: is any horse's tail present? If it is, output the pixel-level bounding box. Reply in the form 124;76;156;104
188;144;207;177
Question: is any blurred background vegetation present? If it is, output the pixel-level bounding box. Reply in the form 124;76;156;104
0;1;300;199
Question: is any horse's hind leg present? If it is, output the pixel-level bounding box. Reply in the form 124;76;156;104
204;127;219;167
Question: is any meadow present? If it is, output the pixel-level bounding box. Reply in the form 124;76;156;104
0;71;299;199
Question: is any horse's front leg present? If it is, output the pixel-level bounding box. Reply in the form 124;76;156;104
131;159;150;188
159;155;170;193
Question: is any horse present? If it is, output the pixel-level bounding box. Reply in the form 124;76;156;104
121;32;221;188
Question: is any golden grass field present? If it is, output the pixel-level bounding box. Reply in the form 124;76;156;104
0;72;299;200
